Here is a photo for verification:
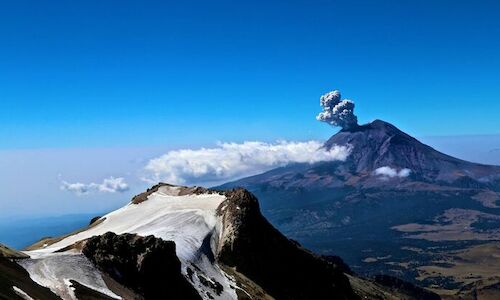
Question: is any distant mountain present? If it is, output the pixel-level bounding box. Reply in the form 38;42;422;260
1;184;439;300
224;120;500;190
219;120;500;296
323;120;500;185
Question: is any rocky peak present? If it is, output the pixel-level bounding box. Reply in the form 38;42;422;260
131;182;222;204
82;232;201;300
215;188;359;300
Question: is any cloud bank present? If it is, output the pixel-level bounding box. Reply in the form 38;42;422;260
143;141;351;185
374;166;411;178
316;90;358;129
61;176;129;195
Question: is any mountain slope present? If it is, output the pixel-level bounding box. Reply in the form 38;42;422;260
219;120;500;295
1;243;28;259
19;185;238;300
15;184;363;300
216;189;356;299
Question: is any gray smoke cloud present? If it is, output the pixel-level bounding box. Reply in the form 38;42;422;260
316;90;358;129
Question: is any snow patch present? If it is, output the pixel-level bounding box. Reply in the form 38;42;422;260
12;286;34;300
18;253;121;300
63;279;76;300
22;191;237;300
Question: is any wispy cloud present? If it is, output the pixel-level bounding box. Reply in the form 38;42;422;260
374;166;411;179
143;140;351;185
61;176;129;195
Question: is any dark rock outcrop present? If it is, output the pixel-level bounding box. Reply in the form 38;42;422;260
131;183;167;204
131;182;222;204
216;188;359;300
0;257;61;300
82;232;201;300
69;280;117;300
322;255;354;275
89;216;102;226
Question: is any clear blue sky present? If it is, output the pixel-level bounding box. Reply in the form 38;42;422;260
1;0;499;149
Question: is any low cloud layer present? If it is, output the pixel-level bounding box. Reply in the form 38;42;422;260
374;166;411;178
61;176;129;195
143;141;351;185
316;90;358;129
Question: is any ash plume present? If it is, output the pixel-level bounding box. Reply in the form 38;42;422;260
316;90;358;129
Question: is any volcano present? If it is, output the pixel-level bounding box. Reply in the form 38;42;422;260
324;120;500;184
222;120;500;191
219;120;500;296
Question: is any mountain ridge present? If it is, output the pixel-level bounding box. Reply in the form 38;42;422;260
8;184;361;299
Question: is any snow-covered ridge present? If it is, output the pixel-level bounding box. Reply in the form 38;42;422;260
20;184;238;300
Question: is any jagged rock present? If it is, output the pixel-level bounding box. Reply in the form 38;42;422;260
89;216;102;226
216;188;359;300
69;280;117;300
130;183;167;204
82;232;201;300
130;182;222;204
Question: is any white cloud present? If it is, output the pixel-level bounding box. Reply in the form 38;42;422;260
61;176;129;196
374;166;411;178
143;141;351;185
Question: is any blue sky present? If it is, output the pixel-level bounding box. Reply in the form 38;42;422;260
1;0;499;149
1;1;500;219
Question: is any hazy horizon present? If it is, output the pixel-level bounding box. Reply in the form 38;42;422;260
1;130;499;219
